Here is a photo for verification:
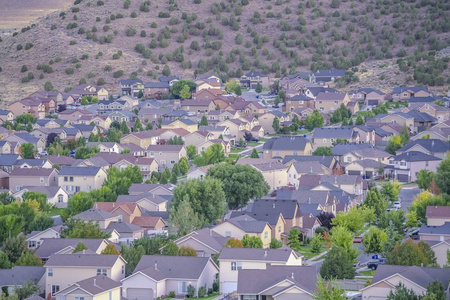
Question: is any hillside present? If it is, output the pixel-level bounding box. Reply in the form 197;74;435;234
0;0;449;103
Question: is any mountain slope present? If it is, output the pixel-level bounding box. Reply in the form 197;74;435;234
0;0;449;103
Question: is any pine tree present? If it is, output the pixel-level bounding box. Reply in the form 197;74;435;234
133;118;144;132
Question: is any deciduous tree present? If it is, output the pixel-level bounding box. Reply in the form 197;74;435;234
15;251;42;266
305;110;324;131
73;242;88;253
320;246;355;279
312;147;333;156
101;244;120;255
363;227;387;254
287;228;302;252
20;143;34;159
436;156;450;195
169;195;202;236
225;238;244;248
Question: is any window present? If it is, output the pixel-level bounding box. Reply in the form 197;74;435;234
323;139;327;143
83;176;87;180
88;186;92;190
293;174;296;179
347;156;352;162
28;241;36;248
264;231;268;239
170;160;176;164
225;231;231;237
51;285;60;296
293;151;298;156
97;268;107;275
389;159;394;165
278;225;281;233
400;161;406;166
122;265;125;274
75;186;81;192
178;281;188;293
16;186;22;191
237;262;242;270
150;152;155;157
231;262;237;271
426;161;429;167
243;296;257;300
64;176;68;182
275;151;280;156
69;177;74;182
59;296;66;300
58;195;64;203
334;101;338;105
75;298;85;300
40;177;44;183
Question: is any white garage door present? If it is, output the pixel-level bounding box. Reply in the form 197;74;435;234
222;282;237;294
369;297;386;300
127;288;154;300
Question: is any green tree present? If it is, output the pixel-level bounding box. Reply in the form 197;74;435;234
170;80;197;97
169;194;202;236
400;124;410;145
330;226;358;261
355;115;364;125
101;244;121;255
120;244;145;276
180;84;192;99
13;280;40;300
73;242;88;253
311;233;323;253
194;143;225;166
416;169;435;190
363;227;387;254
436;156;450;195
178;156;190;174
178;246;197;256
207;164;270;210
29;214;54;232
385;136;403;155
405;211;419;228
15;251;42;266
133;118;144;132
425;281;446;300
120;120;130;134
162;241;179;256
332;207;372;233
171;177;226;225
255;82;262;93
378;209;405;235
364;188;389;217
380;181;400;203
199;115;208;126
387;239;436;267
162;65;171;76
250;148;259;158
225;79;240;94
62;219;109;239
170;171;178;184
235;85;242;96
2;236;26;264
305;110;324;131
44;81;54;91
0;251;12;269
272;116;280;133
313;277;346;300
409;190;448;222
320;246;355;279
159;167;171;184
312;147;333;156
241;234;263;248
186;145;196;160
387;283;418;300
22;191;47;210
20;143;34;159
382;221;402;257
103;165;143;198
287;228;301;251
270;238;283;249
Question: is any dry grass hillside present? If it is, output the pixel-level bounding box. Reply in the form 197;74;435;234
0;0;449;103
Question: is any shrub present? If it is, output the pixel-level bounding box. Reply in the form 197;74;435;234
21;65;28;73
70;40;77;45
198;286;206;298
104;65;112;71
65;68;74;75
17;44;23;51
74;0;82;4
169;291;175;298
97;78;105;85
194;0;201;3
97;0;104;6
72;7;80;13
113;70;124;78
131;12;137;18
51;24;57;30
54;57;62;63
140;30;146;37
25;43;33;50
126;27;137;36
158;11;170;18
187;285;195;298
81;54;88;60
151;22;157;28
96;17;101;22
140;1;150;12
124;0;131;9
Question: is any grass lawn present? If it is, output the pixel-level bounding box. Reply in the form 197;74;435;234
268;134;281;137
259;138;269;142
247;141;262;147
359;270;375;276
228;154;242;160
312;253;327;261
48;207;64;217
198;293;220;300
230;147;245;153
297;245;327;260
242;88;250;91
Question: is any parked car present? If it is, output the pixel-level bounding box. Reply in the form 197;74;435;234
367;258;386;270
353;236;363;243
393;201;401;209
272;105;279;108
251;137;260;142
39;151;48;156
409;229;420;240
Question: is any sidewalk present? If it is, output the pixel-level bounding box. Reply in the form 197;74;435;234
304;251;328;265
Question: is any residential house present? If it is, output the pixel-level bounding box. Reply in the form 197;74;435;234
236;158;288;190
180;100;215;114
198;125;231;140
58;166;108;194
283;155;338;175
218;247;303;294
212;215;272;248
93;202;142;224
14;158;53;169
240;71;269;89
332;143;374;165
143;81;170;98
309;68;346;84
128;183;173;196
108;110;137;123
26;226;62;250
286;161;328;186
0;170;9;189
424;241;450;267
5;132;46;151
206;110;239;124
407;102;450;122
119;79;144;96
412;126;450;141
360;265;450;299
0;109;15;122
397;139;450;160
68;84;109;101
385;151;441;182
314;92;350;114
187;165;214;180
301;213;322;238
0;141;17;154
13;186;69;208
146;145;186;170
73;209;120;230
0;266;45;296
33;118;69;129
217;118;252;139
58;109;93;122
116;193;168;212
406;110;437;133
35;239;110;261
350;88;385;106
341;147;392;166
277;189;337;216
121;255;219;299
46;155;76;167
192;88;221;100
9;98;46;119
77;115;112;130
55;275;122;300
419;222;450;242
9;168;58;192
426;206;450;226
283;94;315;112
120;130;162;148
319;174;364;198
161;119;198;133
197;138;232;156
138;108;172;125
87;142;120;153
258;111;291;134
44;254;126;297
0;154;22;172
158;76;180;87
313;127;358;148
184;131;213;151
391;86;432;101
237;265;317;300
173;227;229;257
262;136;313;159
106;221;146;242
345;159;385;179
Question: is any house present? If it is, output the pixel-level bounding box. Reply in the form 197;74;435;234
46;155;76;167
212;215;272;248
184;131;213;151
58;109;93;122
120;130;162;148
257;111;291;134
106;221;146;242
0;141;17;154
319;174;364;198
406;110;437;133
372;112;415;130
419;222;450;242
346;159;385;179
313;127;358;148
0;154;21;172
77;114;112;129
73;209;120;230
13;186;69;208
33;118;69;129
173;227;229;257
424;241;450;267
426;206;450;226
0;170;9;189
385;151;441;183
187;165;213;180
262;136;313;159
407;102;450;122
58;166;108;194
332;143;374;165
412;126;450;141
93;202;142;224
286;161;328;186
117;194;168;212
5;132;46;151
35;238;110;261
161;119;198;133
237;265;317;300
192;88;221;100
147;145;186;170
218;247;303;294
391;86;432;101
0;266;46;297
121;255;219;299
240;71;269;89
55;275;121;300
26;226;62;250
341;147;392;166
119;79;144;96
9;98;46;119
0;109;15;122
300;213;322;238
9;168;58;192
315;92;350;113
180;99;215;114
108;110;137;123
283;94;315;112
283;155;339;174
236;158;288;190
128;183;173;196
360;265;450;299
350;88;385;106
143;81;170;98
309;68;346;84
158;76;180;87
396;139;450;159
68;84;109;101
44;254;126;298
14;158;53;169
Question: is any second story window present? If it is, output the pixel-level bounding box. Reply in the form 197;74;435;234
64;176;68;182
97;268;107;275
69;177;74;182
231;262;237;271
48;268;53;277
40;177;44;183
264;231;268;239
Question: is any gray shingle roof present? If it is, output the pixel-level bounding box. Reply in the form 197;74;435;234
73;209;117;221
9;167;56;177
58;166;102;176
128;183;173;195
45;254;121;267
262;136;310;151
393;151;441;162
175;227;229;253
406;111;437;122
237;265;317;295
107;221;144;233
20;186;64;198
134;255;213;280
35;238;106;259
277;190;330;206
392;86;429;94
282;155;335;169
332;143;373;156
116;194;168;205
57;275;121;296
419;222;450;235
313;127;354;139
0;266;45;286
14;159;48;167
219;247;299;262
226;215;269;233
399;139;450;154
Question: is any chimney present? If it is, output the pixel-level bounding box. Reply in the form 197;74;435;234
291;272;294;280
94;278;98;287
264;250;267;257
273;203;275;209
83;249;85;254
335;176;337;184
308;198;311;204
155;261;158;270
210;229;212;236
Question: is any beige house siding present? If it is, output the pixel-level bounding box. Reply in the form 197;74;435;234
212;222;271;248
427;217;450;227
9;172;58;192
58;169;107;195
263;144;313;159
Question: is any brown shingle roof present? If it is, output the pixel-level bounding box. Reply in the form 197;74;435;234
426;206;450;219
9;167;57;177
316;92;346;101
93;202;140;215
132;216;164;228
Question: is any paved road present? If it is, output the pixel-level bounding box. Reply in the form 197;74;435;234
398;186;421;210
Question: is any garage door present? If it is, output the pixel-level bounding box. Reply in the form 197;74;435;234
369;297;386;300
365;171;373;179
397;174;409;182
222;282;237;294
127;288;153;300
251;84;257;89
348;170;361;176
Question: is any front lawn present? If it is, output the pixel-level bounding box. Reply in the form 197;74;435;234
198;293;220;300
48;207;64;217
259;138;269;142
297;244;327;260
229;147;245;153
359;270;375;276
246;141;262;147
